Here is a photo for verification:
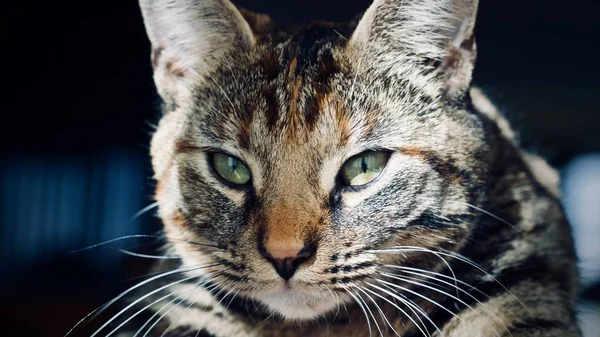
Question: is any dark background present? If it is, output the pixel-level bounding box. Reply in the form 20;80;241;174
1;1;599;336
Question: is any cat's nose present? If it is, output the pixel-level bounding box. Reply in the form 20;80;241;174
260;244;316;281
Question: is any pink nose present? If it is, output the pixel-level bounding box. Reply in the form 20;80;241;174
267;247;302;260
259;243;316;280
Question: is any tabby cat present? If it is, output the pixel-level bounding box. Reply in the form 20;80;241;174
100;0;581;336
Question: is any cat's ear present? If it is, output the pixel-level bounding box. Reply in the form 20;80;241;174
139;0;255;106
350;0;478;99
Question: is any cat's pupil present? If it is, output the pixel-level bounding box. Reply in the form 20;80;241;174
229;157;238;171
361;157;368;173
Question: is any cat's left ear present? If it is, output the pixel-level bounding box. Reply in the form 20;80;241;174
139;0;255;107
350;0;478;100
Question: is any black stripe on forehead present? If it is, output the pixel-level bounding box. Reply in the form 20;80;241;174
262;25;348;134
280;25;348;75
194;24;350;145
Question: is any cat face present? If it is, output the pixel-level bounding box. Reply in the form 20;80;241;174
141;0;484;321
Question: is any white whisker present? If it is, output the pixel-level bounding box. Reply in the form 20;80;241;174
382;270;512;336
354;287;384;337
376;278;462;323
342;286;373;337
462;202;520;231
93;273;202;337
106;292;175;337
364;281;434;337
129;201;160;223
133;296;179;337
65;264;214;337
355;285;401;337
119;249;181;260
379;272;502;337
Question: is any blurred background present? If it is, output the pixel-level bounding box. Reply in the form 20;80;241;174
1;0;599;336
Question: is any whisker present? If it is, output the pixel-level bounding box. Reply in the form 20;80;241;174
70;234;221;254
354;287;384;337
323;287;341;321
382;265;488;298
65;265;210;336
355;285;401;337
435;248;533;316
119;249;181;260
380;283;436;337
91;272;207;337
158;274;222;337
379;272;502;337
462;202;520;231
342;286;373;337
381;270;512;336
364;281;434;337
371;245;460;299
225;288;241;311
376;278;462;323
129;201;160;223
69;234;165;254
105;292;175;337
143;296;183;337
209;75;236;111
371;246;507;298
133;296;179;337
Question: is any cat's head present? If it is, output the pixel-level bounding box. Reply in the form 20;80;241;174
140;0;485;321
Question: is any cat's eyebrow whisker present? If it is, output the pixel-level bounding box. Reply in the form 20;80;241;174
342;286;373;337
208;74;236;111
332;29;348;41
363;281;434;337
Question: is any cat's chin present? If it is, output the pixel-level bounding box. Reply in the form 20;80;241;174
257;289;339;321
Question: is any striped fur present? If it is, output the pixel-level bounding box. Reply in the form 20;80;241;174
110;0;580;336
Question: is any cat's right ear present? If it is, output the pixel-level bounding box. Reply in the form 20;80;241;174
139;0;255;108
349;0;479;100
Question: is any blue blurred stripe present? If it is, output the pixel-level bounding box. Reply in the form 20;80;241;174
0;152;147;272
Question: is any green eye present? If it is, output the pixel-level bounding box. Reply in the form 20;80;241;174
340;151;389;186
211;152;251;185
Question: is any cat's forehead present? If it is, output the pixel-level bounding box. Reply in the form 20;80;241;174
182;22;444;167
187;27;359;146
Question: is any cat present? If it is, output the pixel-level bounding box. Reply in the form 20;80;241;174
94;0;581;336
